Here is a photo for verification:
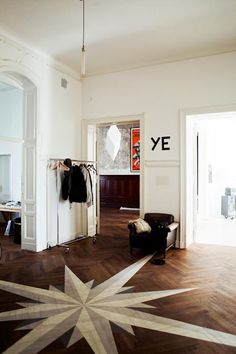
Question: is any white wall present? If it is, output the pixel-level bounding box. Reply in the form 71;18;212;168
82;52;236;222
0;33;82;251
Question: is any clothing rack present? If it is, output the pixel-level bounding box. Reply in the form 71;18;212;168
49;158;97;165
47;157;97;253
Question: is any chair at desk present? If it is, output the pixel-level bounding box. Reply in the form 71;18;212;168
13;217;21;244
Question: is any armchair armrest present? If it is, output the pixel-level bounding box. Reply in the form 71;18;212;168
128;223;136;237
166;222;179;232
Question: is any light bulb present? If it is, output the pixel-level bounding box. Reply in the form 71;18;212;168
81;46;86;77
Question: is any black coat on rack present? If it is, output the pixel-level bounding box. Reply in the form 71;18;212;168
69;165;87;203
61;158;72;201
62;159;87;203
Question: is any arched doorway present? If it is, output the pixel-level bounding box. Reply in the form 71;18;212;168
0;71;37;251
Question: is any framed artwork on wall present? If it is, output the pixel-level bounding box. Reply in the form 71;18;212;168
130;128;140;172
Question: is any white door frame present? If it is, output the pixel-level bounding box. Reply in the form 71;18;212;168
180;104;236;248
82;113;145;233
0;71;37;251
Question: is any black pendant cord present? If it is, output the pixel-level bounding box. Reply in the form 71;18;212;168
81;0;85;52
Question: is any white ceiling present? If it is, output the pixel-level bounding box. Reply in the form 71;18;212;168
0;0;236;76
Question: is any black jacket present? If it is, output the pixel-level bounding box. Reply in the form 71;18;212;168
69;164;87;203
62;160;87;203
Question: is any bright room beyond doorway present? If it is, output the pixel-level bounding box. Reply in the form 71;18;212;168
194;112;236;247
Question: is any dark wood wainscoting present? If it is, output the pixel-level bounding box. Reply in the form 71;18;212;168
100;174;139;208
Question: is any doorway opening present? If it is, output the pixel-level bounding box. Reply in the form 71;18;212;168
97;121;140;236
82;115;144;239
183;110;236;248
0;72;37;251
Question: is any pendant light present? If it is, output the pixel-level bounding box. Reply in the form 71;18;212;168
105;125;121;161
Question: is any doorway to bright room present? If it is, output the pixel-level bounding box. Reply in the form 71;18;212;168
186;111;236;248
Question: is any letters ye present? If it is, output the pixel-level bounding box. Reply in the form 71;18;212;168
151;136;170;151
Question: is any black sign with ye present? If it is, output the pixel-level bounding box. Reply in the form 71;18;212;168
151;136;170;151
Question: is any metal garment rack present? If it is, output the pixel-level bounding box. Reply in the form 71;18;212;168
48;158;97;253
49;157;97;165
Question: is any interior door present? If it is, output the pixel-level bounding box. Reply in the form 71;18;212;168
86;124;99;236
185;117;198;246
193;128;199;240
21;87;36;249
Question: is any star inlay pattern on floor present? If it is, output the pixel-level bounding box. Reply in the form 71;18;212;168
0;254;236;353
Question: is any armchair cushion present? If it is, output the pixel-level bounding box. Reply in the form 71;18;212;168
128;218;151;234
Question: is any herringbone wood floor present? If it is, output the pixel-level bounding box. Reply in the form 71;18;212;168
0;208;236;353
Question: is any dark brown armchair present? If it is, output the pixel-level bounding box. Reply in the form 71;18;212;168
128;213;178;262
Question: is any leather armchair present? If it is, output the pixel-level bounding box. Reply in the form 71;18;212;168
128;213;178;259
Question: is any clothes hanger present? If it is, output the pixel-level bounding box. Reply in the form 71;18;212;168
49;161;70;171
87;164;97;173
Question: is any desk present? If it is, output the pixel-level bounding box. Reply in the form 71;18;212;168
0;204;21;213
0;204;21;235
